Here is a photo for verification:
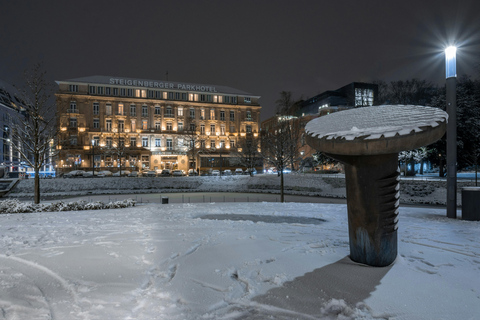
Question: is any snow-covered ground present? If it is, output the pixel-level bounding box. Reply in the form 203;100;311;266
1;202;479;319
1;175;479;319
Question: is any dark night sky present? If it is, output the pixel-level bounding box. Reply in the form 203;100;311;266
1;0;479;120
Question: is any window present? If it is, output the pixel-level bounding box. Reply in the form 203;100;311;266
119;138;125;147
155;138;161;147
200;140;205;148
175;92;181;100
178;122;183;132
189;108;195;119
246;111;252;121
163;92;168;99
220;125;225;135
118;103;124;115
131;120;136;132
220;110;225;121
178;107;183;116
154;106;161;115
70;135;77;145
220;140;225;148
105;87;111;95
166;138;173;150
69;101;77;113
148;90;154;98
93;118;99;128
213;95;223;103
230;111;235;121
210;124;215;134
188;93;194;101
142;137;148;147
97;87;104;95
89;86;96;94
106;119;112;131
230;140;235;148
69;118;77;128
210;140;216;148
127;89;133;97
113;88;119;96
244;97;251;104
130;104;136;116
106;137;112;148
142;120;148;130
168;92;174;100
200;109;205;120
69;85;78;92
120;88;126;96
155;121;161;130
93;136;100;146
166;122;172;131
355;88;374;106
142;105;148;117
118;120;124;132
93;102;99;115
130;137;136;147
230;125;235;133
178;138;184;147
210;109;215;120
106;104;112;115
165;106;173;117
246;125;252;133
200;124;205;134
189;123;196;132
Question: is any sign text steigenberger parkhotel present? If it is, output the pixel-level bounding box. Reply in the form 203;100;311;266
109;78;218;93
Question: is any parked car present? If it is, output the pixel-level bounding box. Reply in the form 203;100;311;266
97;170;112;177
161;169;171;176
63;170;85;178
223;169;232;175
113;170;130;177
234;168;243;175
211;169;221;176
82;171;94;177
245;168;257;175
128;171;139;177
145;170;157;177
172;169;185;176
283;167;292;174
188;169;198;176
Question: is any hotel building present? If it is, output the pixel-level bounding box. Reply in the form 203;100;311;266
55;76;261;174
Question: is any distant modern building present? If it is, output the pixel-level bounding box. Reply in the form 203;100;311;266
299;82;378;117
55;76;261;174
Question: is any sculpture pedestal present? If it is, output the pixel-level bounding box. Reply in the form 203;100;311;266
305;105;448;267
333;153;399;267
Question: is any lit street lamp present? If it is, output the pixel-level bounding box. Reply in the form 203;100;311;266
92;139;95;176
445;46;457;219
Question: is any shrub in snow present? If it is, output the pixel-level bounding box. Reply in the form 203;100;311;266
0;199;136;214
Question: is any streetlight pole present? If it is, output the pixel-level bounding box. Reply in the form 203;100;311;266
92;139;95;176
445;46;457;219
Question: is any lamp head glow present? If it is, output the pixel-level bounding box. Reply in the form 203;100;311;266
92;139;95;145
445;46;457;79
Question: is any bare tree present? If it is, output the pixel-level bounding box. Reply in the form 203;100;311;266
232;134;261;175
4;63;59;203
181;116;201;172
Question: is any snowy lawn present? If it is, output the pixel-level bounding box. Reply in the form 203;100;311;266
0;202;478;319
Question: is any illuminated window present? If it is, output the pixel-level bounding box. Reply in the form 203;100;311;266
142;120;148;130
93;136;100;146
200;109;205;120
220;140;225;148
163;92;168;99
220;125;225;135
210;109;215;120
118;103;124;115
167;122;172;131
355;88;374;106
131;120;136;131
106;104;112;115
178;107;183;116
188;93;194;101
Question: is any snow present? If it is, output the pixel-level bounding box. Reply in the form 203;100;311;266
305;105;448;141
1;176;479;319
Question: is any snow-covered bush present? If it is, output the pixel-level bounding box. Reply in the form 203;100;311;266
0;198;136;214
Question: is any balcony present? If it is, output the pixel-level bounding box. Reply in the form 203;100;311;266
67;109;79;113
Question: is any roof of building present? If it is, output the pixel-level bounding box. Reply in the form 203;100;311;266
0;79;26;111
56;75;259;97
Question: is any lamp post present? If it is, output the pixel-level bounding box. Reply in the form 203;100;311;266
92;139;95;176
445;46;457;219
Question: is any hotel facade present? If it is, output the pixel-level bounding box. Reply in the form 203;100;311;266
55;76;261;174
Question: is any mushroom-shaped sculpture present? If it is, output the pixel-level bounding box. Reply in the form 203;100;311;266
306;105;447;267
